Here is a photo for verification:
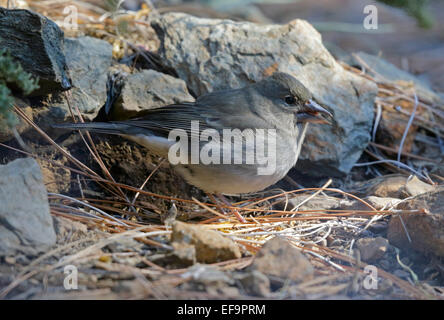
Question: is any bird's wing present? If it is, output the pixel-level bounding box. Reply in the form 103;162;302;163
120;103;215;139
120;87;274;137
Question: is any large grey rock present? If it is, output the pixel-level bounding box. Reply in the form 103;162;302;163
0;158;56;256
151;13;377;176
44;36;113;124
0;8;72;95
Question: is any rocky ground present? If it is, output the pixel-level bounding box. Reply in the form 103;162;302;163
0;0;443;300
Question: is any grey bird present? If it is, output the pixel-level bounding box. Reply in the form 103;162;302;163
54;72;332;221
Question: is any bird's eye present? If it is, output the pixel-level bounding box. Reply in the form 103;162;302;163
285;95;296;105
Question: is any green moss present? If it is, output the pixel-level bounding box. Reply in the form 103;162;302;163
0;49;39;128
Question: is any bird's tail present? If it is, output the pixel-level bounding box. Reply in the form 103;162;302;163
52;122;130;136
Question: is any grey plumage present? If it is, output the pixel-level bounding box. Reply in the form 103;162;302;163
54;72;332;194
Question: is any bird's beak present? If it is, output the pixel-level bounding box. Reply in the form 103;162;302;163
297;99;333;124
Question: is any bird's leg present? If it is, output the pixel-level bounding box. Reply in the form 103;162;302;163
214;193;247;223
206;193;246;223
206;193;224;213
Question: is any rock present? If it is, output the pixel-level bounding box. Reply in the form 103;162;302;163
53;216;87;243
274;194;343;211
379;259;391;271
171;221;241;263
393;269;411;280
109;69;194;120
181;264;240;297
112;280;150;297
376;108;418;154
0;158;56;256
352;52;442;104
170;242;196;266
387;188;444;258
119;50;175;76
336;196;402;212
351;174;435;199
43;36;113;128
181;264;234;287
105;236;145;253
249;237;313;282
64;36;112;115
356;237;389;263
367;221;389;235
151;242;196;268
275;194;401;213
0;8;72;95
365;196;402;210
402;175;435;198
112;255;144;267
351;52;442;152
151;13;377;176
234;270;270;297
367;175;410;198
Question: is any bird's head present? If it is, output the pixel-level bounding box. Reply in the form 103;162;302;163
258;72;333;124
